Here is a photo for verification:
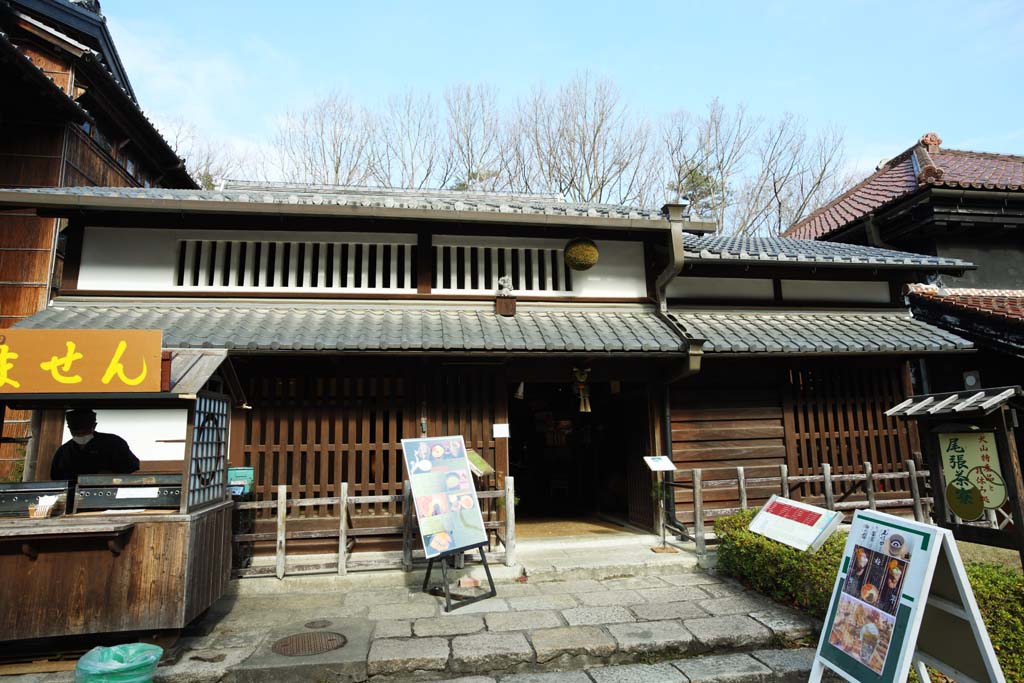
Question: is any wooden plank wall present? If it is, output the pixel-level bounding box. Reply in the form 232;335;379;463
182;503;233;624
670;364;786;523
233;360;508;550
670;359;920;522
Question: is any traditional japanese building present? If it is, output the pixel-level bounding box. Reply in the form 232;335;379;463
784;133;1024;395
0;0;197;473
0;182;974;549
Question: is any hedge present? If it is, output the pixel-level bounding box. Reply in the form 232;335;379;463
715;508;1024;683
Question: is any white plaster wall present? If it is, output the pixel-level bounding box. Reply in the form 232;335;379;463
666;276;774;300
781;280;890;304
61;408;189;461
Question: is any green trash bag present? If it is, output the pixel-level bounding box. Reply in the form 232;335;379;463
75;643;163;683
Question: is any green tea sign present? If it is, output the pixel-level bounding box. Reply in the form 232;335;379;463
939;432;1007;521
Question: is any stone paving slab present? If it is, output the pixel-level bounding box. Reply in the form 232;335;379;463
374;620;413;638
684;615;775;651
562;605;635;626
485;609;563;632
605;619;694;655
587;662;686;683
366;636;450;676
414;615;485;637
500;672;592;683
635;586;710;603
535;579;605;594
659;573;723;586
600;575;669;591
574;589;643;607
628;600;707;622
367;601;439;621
749;648;828;683
448;597;511;614
507;594;578;611
698;594;776;616
673;652;773;683
529;625;617;663
749;609;817;641
699;582;748;598
450;632;534;673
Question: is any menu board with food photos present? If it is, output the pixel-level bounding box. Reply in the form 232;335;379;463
811;511;1005;683
402;435;488;559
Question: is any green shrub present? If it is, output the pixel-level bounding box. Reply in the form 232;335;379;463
714;509;1024;682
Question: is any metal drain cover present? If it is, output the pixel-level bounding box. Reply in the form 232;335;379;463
304;619;332;629
271;631;347;657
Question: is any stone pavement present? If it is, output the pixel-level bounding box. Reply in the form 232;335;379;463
5;535;831;683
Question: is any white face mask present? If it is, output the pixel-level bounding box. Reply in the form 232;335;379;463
72;434;94;446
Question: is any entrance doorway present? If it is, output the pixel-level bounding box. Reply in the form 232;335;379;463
508;381;652;535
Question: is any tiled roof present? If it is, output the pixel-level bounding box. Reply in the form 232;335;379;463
14;303;686;353
907;285;1024;327
785;133;1024;240
681;233;970;270
1;182;663;222
670;310;972;354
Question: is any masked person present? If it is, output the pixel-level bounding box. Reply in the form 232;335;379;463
50;409;140;482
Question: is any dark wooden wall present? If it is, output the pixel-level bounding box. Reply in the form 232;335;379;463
669;358;921;522
231;359;509;533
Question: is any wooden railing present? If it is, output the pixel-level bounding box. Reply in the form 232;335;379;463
668;461;932;556
232;476;516;578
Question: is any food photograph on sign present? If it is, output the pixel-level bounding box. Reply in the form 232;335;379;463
402;435;488;559
827;518;919;675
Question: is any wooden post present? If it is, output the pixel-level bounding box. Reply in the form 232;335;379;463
337;482;348;576
693;469;705;556
275;484;286;580
736;466;747;510
994;407;1024;569
822;463;835;510
504;476;516;567
864;461;877;510
780;463;790;499
402;481;413;572
906;459;925;522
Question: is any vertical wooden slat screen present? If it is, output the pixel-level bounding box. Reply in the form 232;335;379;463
782;360;919;502
233;361;509;535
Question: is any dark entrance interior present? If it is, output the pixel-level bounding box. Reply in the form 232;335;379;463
508;381;652;533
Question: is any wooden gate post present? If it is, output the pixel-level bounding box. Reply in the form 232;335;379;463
275;484;286;580
780;463;790;498
504;476;516;567
401;481;413;572
863;461;877;510
906;459;925;522
822;463;835;510
693;469;705;556
338;482;348;576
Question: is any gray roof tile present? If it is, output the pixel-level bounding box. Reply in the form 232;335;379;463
671;310;972;354
15;304;685;354
682;233;971;270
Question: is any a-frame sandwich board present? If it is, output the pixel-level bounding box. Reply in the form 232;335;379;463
810;510;1005;683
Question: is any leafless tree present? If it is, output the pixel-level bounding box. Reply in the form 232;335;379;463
272;92;373;186
515;73;657;206
159;117;253;189
370;90;452;190
444;84;505;191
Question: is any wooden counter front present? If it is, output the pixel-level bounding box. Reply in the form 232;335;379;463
0;501;231;642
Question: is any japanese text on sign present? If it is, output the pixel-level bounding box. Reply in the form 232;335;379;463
0;330;162;394
939;432;1007;521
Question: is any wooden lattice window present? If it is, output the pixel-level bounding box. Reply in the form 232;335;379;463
185;392;230;511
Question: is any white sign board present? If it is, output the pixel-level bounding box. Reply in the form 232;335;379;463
748;495;842;552
492;423;510;439
811;510;1005;683
643;456;677;472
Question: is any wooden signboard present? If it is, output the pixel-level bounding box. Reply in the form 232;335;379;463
0;329;161;394
937;432;1007;521
811;510;1005;683
402;435;488;559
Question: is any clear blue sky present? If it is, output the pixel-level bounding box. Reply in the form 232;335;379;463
104;0;1024;173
